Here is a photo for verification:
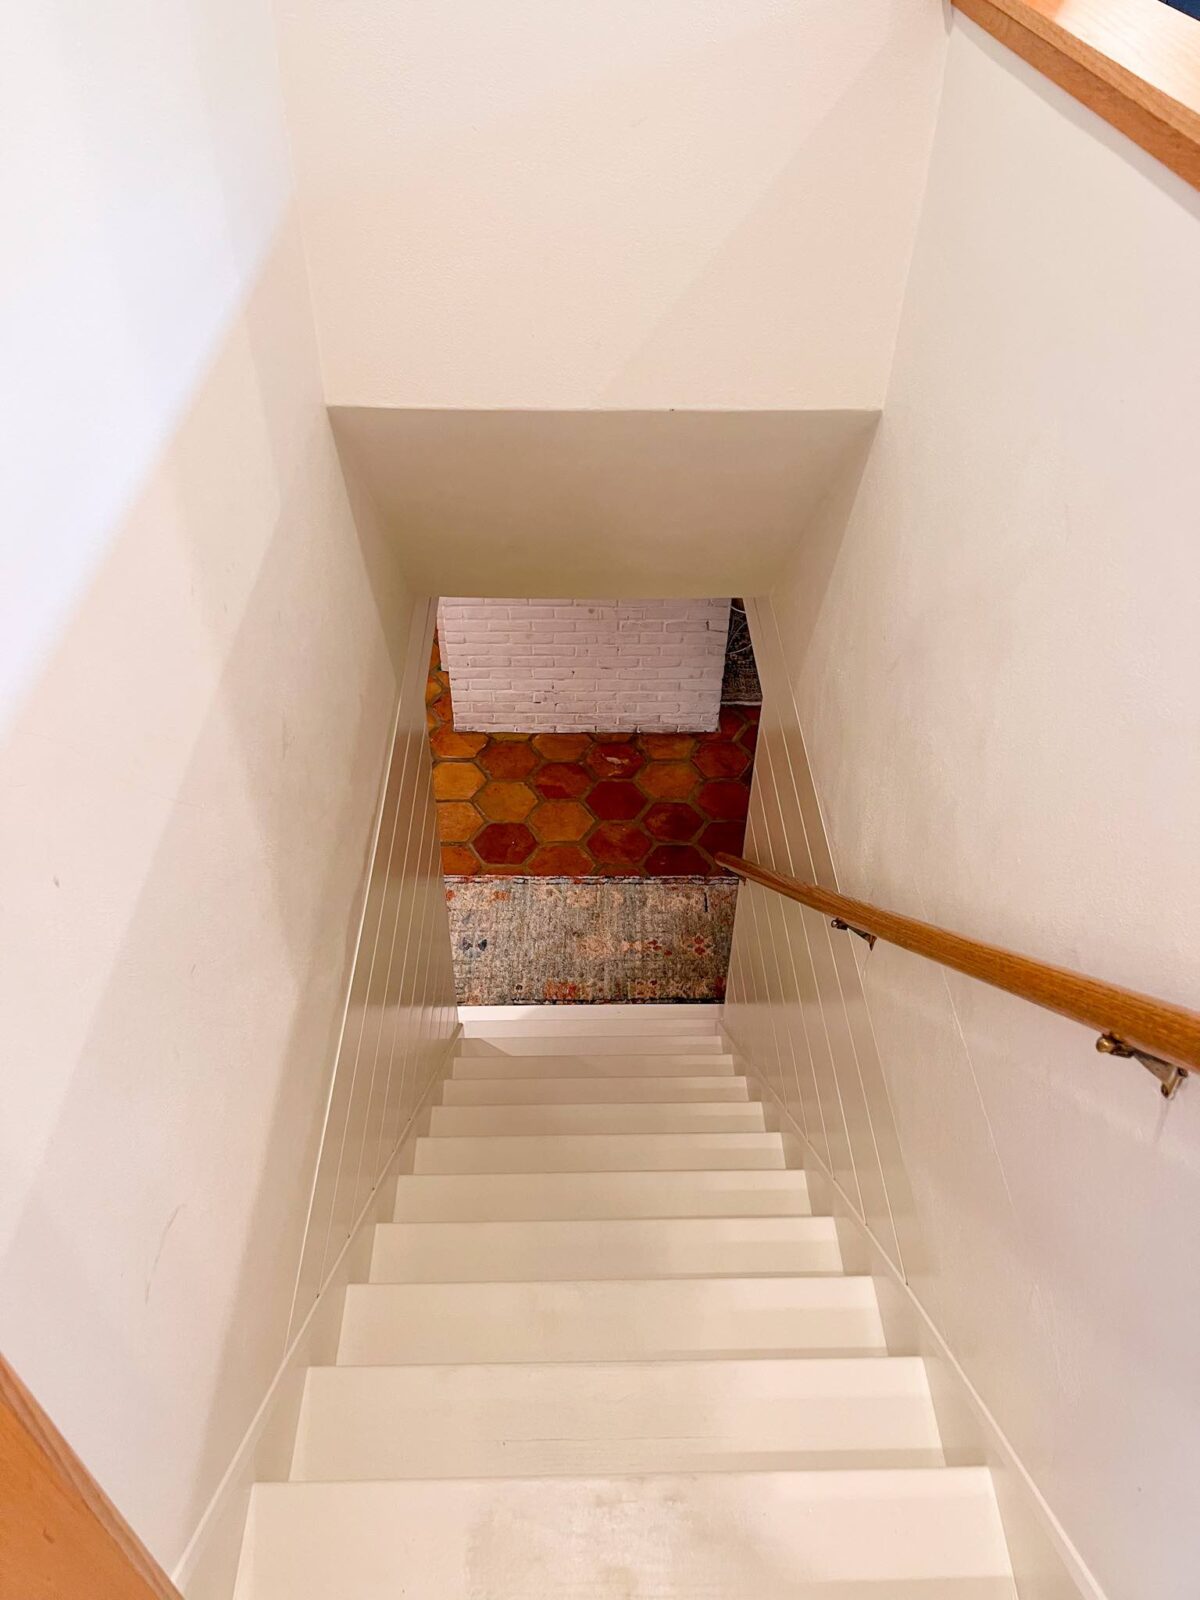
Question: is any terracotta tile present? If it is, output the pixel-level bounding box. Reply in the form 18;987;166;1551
645;844;711;876
694;741;750;779
699;820;747;859
433;762;485;801
490;732;534;743
527;843;594;875
643;801;702;842
697;779;750;820
585;742;645;781
441;844;480;874
429;691;454;724
437;801;482;842
532;733;591;761
530;799;592;842
637;762;697;800
588;780;644;822
699;706;744;741
534;762;591;800
477;780;538;822
639;733;697;760
431;725;488;760
738;720;759;753
425;674;443;704
589;823;650;868
480;742;538;779
425;707;438;731
475;822;537;865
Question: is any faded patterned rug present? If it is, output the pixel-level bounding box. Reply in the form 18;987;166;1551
445;876;738;1005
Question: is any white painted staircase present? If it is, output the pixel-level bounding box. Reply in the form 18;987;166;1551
234;1006;1016;1598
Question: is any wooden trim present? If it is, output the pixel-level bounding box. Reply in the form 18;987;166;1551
954;0;1200;190
0;1352;181;1600
717;854;1200;1075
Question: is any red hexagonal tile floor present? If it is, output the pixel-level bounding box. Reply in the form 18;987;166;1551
427;634;759;877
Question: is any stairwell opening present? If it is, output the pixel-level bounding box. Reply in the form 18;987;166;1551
426;597;761;1007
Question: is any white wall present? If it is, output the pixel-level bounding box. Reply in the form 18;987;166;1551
273;0;948;408
438;598;730;733
0;0;455;1574
727;20;1200;1600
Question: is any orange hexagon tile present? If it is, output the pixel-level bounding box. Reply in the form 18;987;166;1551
431;725;488;759
433;762;485;801
477;780;538;822
480;742;538;780
694;741;750;779
475;822;537;865
530;799;592;842
532;733;591;761
440;844;480;874
637;762;697;801
427;633;758;877
527;843;593;875
437;801;482;842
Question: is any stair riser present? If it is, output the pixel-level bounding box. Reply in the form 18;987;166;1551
392;1170;812;1222
428;1104;765;1136
451;1054;735;1078
369;1217;841;1282
413;1132;785;1174
292;1359;943;1481
440;1076;750;1105
338;1279;885;1364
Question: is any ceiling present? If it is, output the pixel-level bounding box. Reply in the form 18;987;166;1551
332;407;878;597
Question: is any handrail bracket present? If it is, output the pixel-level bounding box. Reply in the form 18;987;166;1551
831;917;876;950
1096;1032;1189;1100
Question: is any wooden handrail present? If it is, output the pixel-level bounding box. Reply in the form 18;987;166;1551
717;854;1200;1096
953;0;1200;191
0;1351;180;1599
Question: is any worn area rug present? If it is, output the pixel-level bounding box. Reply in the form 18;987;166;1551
445;876;738;1004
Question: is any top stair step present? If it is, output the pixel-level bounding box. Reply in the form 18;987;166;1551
460;1012;721;1038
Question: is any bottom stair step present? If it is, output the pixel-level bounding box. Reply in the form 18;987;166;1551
291;1357;944;1479
237;1470;1015;1599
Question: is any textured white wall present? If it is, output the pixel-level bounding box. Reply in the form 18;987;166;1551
273;0;948;407
438;598;730;732
0;0;455;1574
727;20;1200;1600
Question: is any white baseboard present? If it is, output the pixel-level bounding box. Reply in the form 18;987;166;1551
172;1031;459;1600
727;1025;1107;1600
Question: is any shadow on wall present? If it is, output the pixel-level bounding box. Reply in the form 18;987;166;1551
0;212;453;1569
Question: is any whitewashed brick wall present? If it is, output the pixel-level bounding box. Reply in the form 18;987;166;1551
438;598;731;733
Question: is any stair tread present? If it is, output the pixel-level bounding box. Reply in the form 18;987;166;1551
393;1170;812;1221
441;1075;750;1104
238;1470;1014;1599
457;1035;727;1056
292;1356;944;1480
338;1276;885;1364
369;1215;840;1282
